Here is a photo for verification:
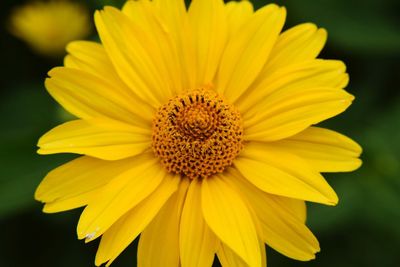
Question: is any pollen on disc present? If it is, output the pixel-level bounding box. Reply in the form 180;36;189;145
152;88;244;179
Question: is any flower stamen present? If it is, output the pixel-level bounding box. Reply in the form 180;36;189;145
152;88;244;179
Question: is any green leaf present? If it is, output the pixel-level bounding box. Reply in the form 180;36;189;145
0;84;74;217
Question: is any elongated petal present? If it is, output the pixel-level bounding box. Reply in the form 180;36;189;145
229;170;320;261
216;4;286;103
202;175;261;267
225;1;254;37
152;0;186;34
95;173;180;266
38;119;151;160
64;41;154;123
180;179;218;267
269;127;362;172
263;23;327;73
240;25;328;109
43;188;100;213
77;154;164;241
234;143;338;205
217;242;249;267
122;0;186;95
46;67;152;125
138;178;190;267
244;87;354;141
95;7;170;107
152;0;197;90
282;198;307;223
218;240;266;267
239;59;349;113
188;0;227;85
65;41;122;83
35;156;141;203
260;240;267;267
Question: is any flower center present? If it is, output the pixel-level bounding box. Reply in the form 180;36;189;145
152;88;244;179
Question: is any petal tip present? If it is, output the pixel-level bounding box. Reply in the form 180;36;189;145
36;148;47;155
46;68;60;77
327;195;339;206
353;158;363;171
317;27;328;37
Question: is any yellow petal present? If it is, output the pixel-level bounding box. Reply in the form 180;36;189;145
64;41;154;122
229;170;320;261
216;4;286;103
235;143;338;205
35;156;141;203
180;179;218;267
152;0;197;90
260;234;267;267
239;59;349;114
201;175;261;267
137;178;190;267
225;1;254;37
282;198;307;223
65;41;118;81
77;154;164;241
264;23;327;73
94;7;171;107
217;240;266;267
217;242;249;267
188;0;227;85
42;188;100;213
46;67;152;125
121;0;151;24
244;87;354;141
152;0;186;32
38;118;151;160
63;55;79;69
122;0;186;94
95;173;180;266
269;127;362;172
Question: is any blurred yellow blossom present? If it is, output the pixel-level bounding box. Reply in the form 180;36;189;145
9;0;91;57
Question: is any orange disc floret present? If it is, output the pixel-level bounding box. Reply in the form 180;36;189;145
152;88;244;179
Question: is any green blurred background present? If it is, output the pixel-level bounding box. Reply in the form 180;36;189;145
0;0;399;266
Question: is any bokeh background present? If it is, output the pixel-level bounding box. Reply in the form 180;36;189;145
1;0;399;266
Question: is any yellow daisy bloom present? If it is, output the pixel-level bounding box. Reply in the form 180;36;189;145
9;0;90;56
35;0;362;266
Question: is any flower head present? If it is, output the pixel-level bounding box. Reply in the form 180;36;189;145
9;0;90;56
36;0;362;266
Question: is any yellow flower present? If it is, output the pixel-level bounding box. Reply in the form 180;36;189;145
35;0;362;266
9;0;90;56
